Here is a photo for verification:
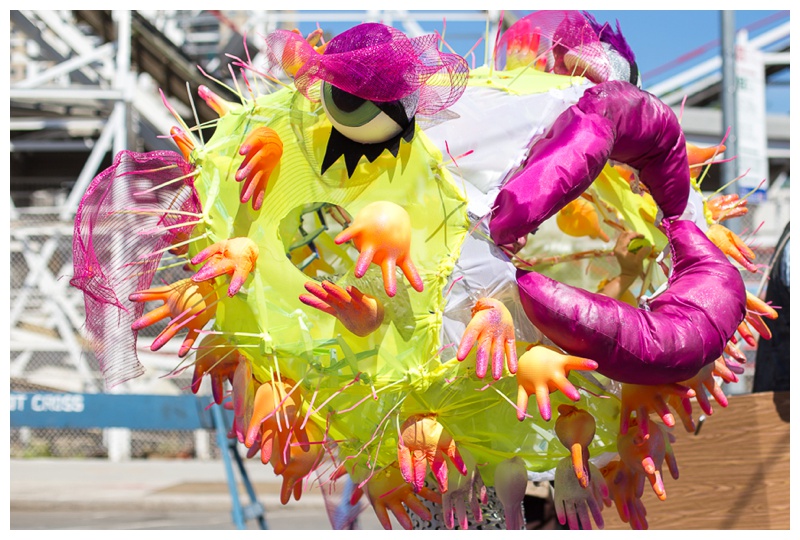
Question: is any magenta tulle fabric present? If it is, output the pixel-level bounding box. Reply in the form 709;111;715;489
70;150;200;387
266;23;468;116
514;219;746;384
490;80;690;246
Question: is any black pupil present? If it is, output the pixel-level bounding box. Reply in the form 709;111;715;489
330;85;366;113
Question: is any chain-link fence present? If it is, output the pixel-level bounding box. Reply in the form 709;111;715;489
10;204;227;460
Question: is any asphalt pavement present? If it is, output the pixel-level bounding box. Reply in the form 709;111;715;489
9;458;385;530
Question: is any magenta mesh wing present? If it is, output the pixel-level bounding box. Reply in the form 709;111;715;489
70;150;200;388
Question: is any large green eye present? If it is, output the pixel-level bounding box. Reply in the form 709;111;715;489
320;82;404;144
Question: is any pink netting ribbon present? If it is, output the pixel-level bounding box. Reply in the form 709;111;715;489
70;150;200;388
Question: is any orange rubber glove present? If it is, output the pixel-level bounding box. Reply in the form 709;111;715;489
680;363;729;416
600;460;649;530
191;237;259;297
712;355;744;384
366;463;441;530
198;85;237;117
706;223;757;273
299;280;384;337
686;141;725;181
272;421;324;505
619;382;695;437
556;197;609;242
617;418;678;502
334;201;424;297
706;193;748;223
129;278;217;356
397;414;466;494
736;290;780;344
169;126;195;161
724;340;747;364
235;127;283;211
245;378;308;470
456;297;517;380
555;404;597;488
515;344;598;421
190;333;241;404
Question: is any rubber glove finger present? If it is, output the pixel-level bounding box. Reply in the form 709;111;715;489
456;322;481;362
504;337;518;375
132;304;172;331
490;337;505;380
399;258;424;292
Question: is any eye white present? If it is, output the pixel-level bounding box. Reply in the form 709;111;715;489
321;99;404;145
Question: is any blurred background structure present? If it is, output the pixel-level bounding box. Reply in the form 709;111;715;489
9;9;790;463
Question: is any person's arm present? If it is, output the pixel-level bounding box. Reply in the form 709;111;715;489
599;231;652;300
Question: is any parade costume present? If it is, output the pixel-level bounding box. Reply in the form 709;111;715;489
71;12;770;530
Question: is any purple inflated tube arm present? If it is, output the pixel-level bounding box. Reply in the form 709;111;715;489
490;80;690;246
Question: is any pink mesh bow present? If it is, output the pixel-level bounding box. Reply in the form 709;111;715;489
266;22;468;116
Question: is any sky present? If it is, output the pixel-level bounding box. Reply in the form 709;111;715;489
291;9;790;114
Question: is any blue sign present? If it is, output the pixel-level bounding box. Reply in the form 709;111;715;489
10;393;218;431
738;186;767;205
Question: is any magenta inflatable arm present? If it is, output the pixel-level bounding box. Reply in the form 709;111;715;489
490;80;689;245
489;81;745;384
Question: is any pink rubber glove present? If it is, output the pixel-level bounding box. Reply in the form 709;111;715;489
299;280;384;337
553;457;609;530
441;462;488;530
600;460;649;530
456;297;518;380
493;456;528;531
230;357;255;444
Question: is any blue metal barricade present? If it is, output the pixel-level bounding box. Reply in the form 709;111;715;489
11;391;267;529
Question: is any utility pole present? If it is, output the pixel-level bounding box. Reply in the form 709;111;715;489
720;10;740;233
